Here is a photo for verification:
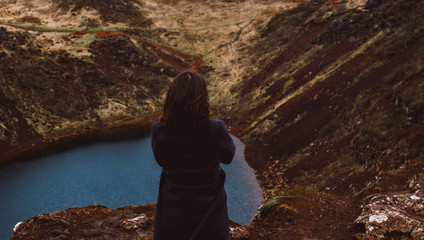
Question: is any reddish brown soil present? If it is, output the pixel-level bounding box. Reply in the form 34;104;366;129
241;23;329;96
234;1;424;238
252;193;360;240
244;36;422;163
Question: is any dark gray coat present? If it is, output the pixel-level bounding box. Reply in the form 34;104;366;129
151;119;235;240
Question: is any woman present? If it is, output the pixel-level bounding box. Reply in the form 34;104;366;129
151;70;235;240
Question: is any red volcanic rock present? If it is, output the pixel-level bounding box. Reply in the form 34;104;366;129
354;179;424;240
11;205;156;240
11;204;253;240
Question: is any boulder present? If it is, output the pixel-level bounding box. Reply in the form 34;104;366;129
11;204;253;239
354;188;424;239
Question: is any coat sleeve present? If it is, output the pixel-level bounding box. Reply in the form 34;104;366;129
151;122;163;167
216;120;235;165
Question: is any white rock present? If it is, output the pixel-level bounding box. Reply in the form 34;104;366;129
411;195;420;200
369;214;388;223
13;221;23;232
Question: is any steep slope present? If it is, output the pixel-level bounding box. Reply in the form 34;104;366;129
225;0;424;238
237;0;424;194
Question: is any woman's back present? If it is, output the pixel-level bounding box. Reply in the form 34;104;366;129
152;119;234;170
151;71;235;240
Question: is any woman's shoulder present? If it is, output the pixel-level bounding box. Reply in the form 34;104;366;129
152;121;165;137
210;118;226;128
210;119;230;135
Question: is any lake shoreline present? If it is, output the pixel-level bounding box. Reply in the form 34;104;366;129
3;116;263;239
0;113;157;167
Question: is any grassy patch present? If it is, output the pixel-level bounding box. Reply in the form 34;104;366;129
339;151;355;167
402;79;424;108
318;117;342;138
286;186;320;196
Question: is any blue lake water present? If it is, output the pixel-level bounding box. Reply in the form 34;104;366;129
0;135;263;239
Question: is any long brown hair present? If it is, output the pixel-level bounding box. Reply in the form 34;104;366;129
159;70;210;130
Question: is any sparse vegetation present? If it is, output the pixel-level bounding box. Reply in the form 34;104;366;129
79;18;101;28
54;0;152;27
0;26;172;143
17;15;41;24
318;117;342;138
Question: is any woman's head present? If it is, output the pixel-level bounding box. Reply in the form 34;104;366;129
159;70;210;130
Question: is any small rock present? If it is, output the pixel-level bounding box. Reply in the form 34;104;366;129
230;226;250;240
121;214;149;230
13;222;23;233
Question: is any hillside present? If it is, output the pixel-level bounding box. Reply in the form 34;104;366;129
2;0;423;239
228;0;424;239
